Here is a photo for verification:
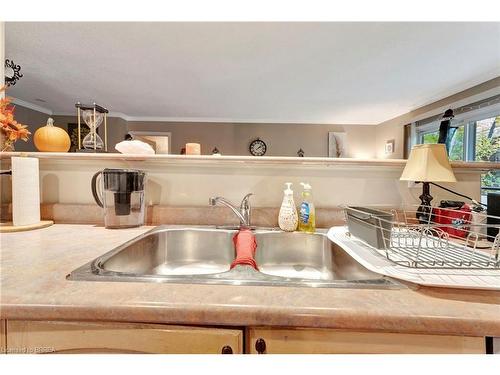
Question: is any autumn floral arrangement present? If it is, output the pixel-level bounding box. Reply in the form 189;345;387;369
0;86;30;151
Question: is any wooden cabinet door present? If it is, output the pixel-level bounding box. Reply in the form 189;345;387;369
7;320;243;354
247;328;485;354
1;320;5;354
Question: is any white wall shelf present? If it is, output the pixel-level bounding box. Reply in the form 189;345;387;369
1;152;497;171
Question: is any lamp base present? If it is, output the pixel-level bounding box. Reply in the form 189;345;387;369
416;182;433;223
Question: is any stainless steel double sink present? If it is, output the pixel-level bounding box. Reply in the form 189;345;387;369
68;226;401;289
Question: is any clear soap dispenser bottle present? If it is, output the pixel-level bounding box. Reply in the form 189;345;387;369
298;182;315;233
278;182;298;232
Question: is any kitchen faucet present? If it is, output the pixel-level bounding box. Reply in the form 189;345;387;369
209;193;253;228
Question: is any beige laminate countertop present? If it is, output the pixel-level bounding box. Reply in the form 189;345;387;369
1;224;499;336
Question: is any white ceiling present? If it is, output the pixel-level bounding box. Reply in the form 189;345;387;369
5;22;500;124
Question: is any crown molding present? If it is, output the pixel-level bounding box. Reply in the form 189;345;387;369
52;111;131;120
50;112;377;125
122;116;378;125
11;97;53;115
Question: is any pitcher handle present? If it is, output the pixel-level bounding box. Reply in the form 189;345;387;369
91;171;104;208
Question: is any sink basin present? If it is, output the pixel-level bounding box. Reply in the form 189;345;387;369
255;232;334;280
255;231;384;281
97;228;235;276
68;225;402;289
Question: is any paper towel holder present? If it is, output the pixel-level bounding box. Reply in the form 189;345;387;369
0;157;54;233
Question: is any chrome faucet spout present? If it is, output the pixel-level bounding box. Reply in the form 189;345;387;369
209;194;253;227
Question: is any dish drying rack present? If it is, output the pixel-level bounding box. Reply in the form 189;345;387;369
344;206;500;270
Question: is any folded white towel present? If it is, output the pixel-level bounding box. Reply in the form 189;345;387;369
115;140;155;155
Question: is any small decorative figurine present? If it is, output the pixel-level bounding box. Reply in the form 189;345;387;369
75;102;109;152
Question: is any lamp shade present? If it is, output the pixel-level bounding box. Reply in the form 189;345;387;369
400;144;457;182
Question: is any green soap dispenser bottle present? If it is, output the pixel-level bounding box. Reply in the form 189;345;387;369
298;182;315;233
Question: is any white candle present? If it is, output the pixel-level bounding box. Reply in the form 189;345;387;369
185;143;201;155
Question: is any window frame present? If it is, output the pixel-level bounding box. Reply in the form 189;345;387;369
417;122;466;161
414;102;500;162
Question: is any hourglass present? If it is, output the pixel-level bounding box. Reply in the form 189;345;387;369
75;102;109;152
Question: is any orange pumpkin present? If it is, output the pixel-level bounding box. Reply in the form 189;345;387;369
34;118;71;152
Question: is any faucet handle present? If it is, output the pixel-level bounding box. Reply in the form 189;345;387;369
240;193;253;209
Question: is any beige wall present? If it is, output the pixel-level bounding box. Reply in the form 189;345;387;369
15;108;376;158
128;121;376;158
375;76;500;159
375;120;406;159
0;156;483;209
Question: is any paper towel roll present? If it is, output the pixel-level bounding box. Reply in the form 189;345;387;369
12;157;41;226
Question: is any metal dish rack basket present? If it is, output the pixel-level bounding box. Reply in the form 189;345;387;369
344;205;500;270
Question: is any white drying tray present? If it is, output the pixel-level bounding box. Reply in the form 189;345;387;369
327;226;500;291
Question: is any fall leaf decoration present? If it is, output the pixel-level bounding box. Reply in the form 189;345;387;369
0;86;31;151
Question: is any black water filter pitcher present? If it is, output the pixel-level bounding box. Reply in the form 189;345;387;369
91;168;146;228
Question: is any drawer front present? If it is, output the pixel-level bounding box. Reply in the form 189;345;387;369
247;328;485;354
7;320;243;354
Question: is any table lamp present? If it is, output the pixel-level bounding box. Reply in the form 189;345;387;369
400;144;457;222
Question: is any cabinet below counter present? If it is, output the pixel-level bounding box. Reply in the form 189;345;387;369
2;320;487;354
4;320;242;354
246;327;486;354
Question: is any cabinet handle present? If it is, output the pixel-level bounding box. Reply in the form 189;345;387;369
221;345;233;354
255;338;266;354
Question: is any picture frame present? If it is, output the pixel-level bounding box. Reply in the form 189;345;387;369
328;132;347;157
385;139;395;154
67;123;90;152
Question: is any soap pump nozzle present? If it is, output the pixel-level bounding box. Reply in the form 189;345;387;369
284;182;293;194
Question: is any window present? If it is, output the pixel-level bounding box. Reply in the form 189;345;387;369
421;131;439;144
416;110;500;199
419;124;465;161
474;116;500;201
482;170;500;196
474;116;500;162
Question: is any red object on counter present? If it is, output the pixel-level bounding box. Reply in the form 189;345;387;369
433;204;471;238
230;229;258;270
